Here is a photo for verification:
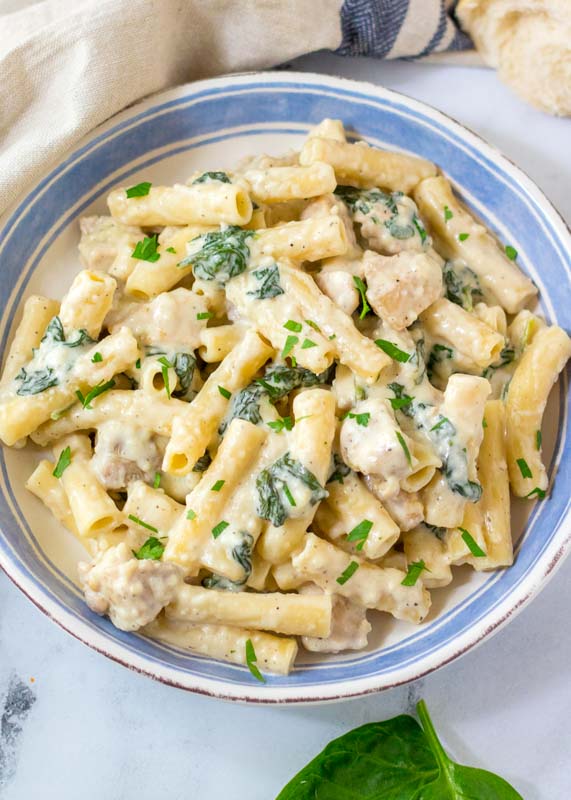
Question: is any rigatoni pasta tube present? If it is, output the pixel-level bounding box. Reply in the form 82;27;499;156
299;137;436;194
123;481;184;534
506;325;571;496
164;419;267;572
31;390;187;447
313;472;400;560
0;327;139;446
249;216;349;263
414;176;537;313
420;298;504;368
108;182;253;227
257;389;336;564
308;118;346;141
166;584;332;638
1;296;60;385
291;533;431;624
25;459;83;540
144;619;298;675
59;270;116;339
55;436;126;539
163;329;273;476
198;324;246;363
468;399;512;569
423;374;490;528
242;163;336;204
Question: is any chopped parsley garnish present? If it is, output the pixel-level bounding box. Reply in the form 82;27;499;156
76;379;115;409
444;205;453;221
536;430;542;451
283;484;296;507
526;487;546;500
482;418;488;429
336;560;359;585
132;536;164;560
135;358;141;369
153;472;161;489
211;479;225;492
516;458;532;479
346;520;373;551
282;335;298;359
305;320;321;333
245;639;266;683
329;334;336;340
459;528;486;558
347;411;370;427
458;233;470;242
284;320;302;333
375;339;410;363
218;385;232;400
389;390;414;411
197;311;214;320
396;431;412;466
186;509;197;520
401;560;428;586
212;520;229;538
267;416;294;433
430;416;451;432
353;276;371;320
52;447;72;479
247;264;284;299
128;514;159;533
166;247;177;254
301;339;317;350
125;181;152;198
157;356;172;398
131;234;160;263
91;352;103;363
505;245;518;261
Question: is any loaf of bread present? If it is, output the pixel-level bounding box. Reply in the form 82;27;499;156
457;0;571;116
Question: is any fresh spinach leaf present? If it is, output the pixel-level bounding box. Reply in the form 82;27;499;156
179;226;254;285
276;700;522;799
247;263;284;299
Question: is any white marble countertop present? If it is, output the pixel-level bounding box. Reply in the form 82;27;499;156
1;52;570;799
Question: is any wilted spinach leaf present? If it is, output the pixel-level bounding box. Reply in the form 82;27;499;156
256;452;327;527
179;226;255;285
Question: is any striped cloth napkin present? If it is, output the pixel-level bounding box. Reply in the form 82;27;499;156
0;0;472;215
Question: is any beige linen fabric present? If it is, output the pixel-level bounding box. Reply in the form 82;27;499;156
0;0;343;214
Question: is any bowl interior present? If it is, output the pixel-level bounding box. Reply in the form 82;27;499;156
0;74;570;701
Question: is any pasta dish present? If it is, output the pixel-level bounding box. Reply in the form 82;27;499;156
1;119;569;681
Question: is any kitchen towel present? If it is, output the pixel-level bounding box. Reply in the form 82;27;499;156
0;0;472;215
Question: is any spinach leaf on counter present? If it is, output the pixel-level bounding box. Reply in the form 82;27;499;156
276;700;522;799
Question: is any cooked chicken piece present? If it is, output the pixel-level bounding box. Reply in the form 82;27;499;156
92;421;162;490
106;287;208;349
78;216;143;277
79;543;182;631
363;250;443;330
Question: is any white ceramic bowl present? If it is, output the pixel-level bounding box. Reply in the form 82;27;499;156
0;72;569;703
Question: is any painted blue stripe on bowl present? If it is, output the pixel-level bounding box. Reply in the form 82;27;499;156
0;77;569;696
